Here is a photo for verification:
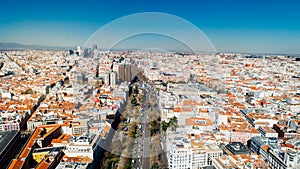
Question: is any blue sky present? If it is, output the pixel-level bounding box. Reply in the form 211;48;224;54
0;0;300;54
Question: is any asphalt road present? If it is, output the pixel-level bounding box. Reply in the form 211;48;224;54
134;84;151;169
133;81;169;169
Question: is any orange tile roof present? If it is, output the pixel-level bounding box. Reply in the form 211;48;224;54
35;158;51;169
199;108;208;113
62;156;93;163
8;124;62;169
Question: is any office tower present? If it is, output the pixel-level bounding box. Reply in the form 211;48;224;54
83;48;89;57
118;64;125;82
69;50;74;55
77;46;81;56
125;64;131;81
93;49;99;59
110;71;117;85
92;44;98;50
104;72;110;85
118;63;132;82
118;58;133;82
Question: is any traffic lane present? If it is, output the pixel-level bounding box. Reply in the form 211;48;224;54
142;118;151;169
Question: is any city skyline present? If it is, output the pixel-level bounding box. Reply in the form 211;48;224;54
1;1;300;168
1;0;300;54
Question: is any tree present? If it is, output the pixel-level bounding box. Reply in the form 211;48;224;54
169;116;178;132
128;122;138;138
171;116;178;123
161;120;169;132
134;87;139;95
131;97;137;106
150;120;159;136
106;158;120;169
151;162;159;169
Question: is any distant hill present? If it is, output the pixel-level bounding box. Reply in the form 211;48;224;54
0;42;71;50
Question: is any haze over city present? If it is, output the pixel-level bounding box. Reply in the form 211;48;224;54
1;0;300;54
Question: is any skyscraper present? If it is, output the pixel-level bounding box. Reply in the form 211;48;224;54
110;71;117;85
69;50;74;55
77;46;81;56
125;64;131;81
104;72;110;85
92;44;98;50
118;63;132;82
118;64;125;82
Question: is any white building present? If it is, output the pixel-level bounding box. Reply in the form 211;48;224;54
62;134;100;159
168;135;223;169
104;72;110;85
168;137;193;169
110;71;117;85
77;46;81;56
284;149;300;169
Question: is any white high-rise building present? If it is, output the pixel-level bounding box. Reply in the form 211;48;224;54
77;46;81;56
104;72;110;85
93;49;99;59
110;71;117;85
